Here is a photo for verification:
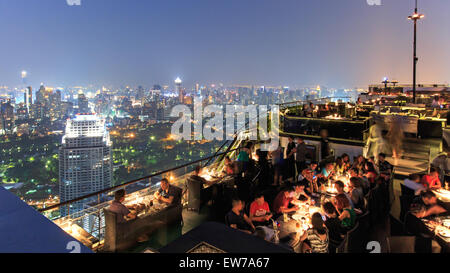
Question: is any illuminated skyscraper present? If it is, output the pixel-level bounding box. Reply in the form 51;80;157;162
59;114;112;216
175;77;183;103
23;86;32;116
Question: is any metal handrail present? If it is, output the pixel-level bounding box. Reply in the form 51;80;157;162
277;97;352;108
38;147;241;213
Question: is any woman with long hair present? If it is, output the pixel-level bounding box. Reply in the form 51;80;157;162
333;193;356;230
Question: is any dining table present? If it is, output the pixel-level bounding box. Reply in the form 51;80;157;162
421;216;450;252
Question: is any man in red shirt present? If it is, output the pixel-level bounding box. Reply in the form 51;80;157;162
272;186;299;216
421;167;442;190
249;192;272;226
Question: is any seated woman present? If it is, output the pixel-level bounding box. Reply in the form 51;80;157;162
333;193;356;230
363;161;378;187
226;199;256;234
335;157;346;175
109;189;137;223
299;213;329;253
249;193;273;226
352;155;366;174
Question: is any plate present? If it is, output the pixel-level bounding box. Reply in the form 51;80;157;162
438;229;450;238
442;219;450;228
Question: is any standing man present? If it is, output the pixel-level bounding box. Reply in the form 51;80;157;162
295;137;307;177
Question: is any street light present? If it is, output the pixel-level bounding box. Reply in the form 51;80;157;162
408;0;425;104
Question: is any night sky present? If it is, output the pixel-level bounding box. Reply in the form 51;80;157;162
0;0;449;89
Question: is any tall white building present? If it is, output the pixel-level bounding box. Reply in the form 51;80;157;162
59;114;112;216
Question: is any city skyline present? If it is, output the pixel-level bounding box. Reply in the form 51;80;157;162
1;0;450;89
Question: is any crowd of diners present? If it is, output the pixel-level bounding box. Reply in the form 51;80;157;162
206;135;400;253
107;134;449;252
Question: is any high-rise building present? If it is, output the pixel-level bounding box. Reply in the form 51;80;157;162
23;86;32;116
59;114;112;216
175;77;183;103
77;91;89;114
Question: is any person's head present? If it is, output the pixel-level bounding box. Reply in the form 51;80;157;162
294;183;305;193
311;212;326;234
225;156;231;164
288;136;293;143
194;165;203;175
325;162;334;171
350;177;362;189
409;173;421;183
295;137;303;144
310;102;314;108
254;192;265;204
160;178;169;191
232;199;244;211
378;153;386;162
322;201;337;217
357;155;365;164
285;186;296;198
320;129;328;138
429;166;439;177
336;157;343;166
334;180;345;193
309;161;318;170
421;190;438;206
114;189;126;203
335;193;350;209
341;153;349;162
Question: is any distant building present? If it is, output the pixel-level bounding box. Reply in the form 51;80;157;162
59;114;112;216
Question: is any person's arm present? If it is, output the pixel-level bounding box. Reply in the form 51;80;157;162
243;213;256;232
280;205;298;213
299;230;308;242
338;209;350;221
159;195;174;205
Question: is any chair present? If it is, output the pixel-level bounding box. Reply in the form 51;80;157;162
399;195;415;223
345;222;361;253
336;234;348;253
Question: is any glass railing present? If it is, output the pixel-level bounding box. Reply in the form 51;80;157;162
39;137;247;251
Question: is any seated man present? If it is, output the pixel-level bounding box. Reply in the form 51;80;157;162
321;162;335;180
302;162;319;193
249;192;273;226
377;153;393;181
411;190;449;218
189;165;217;187
292;181;312;204
153;178;181;206
404;173;426;195
272;186;299;216
421;167;442;190
226;199;256;234
109;189;137;223
334;180;354;209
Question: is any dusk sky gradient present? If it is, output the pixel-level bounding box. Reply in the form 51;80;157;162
0;0;449;89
